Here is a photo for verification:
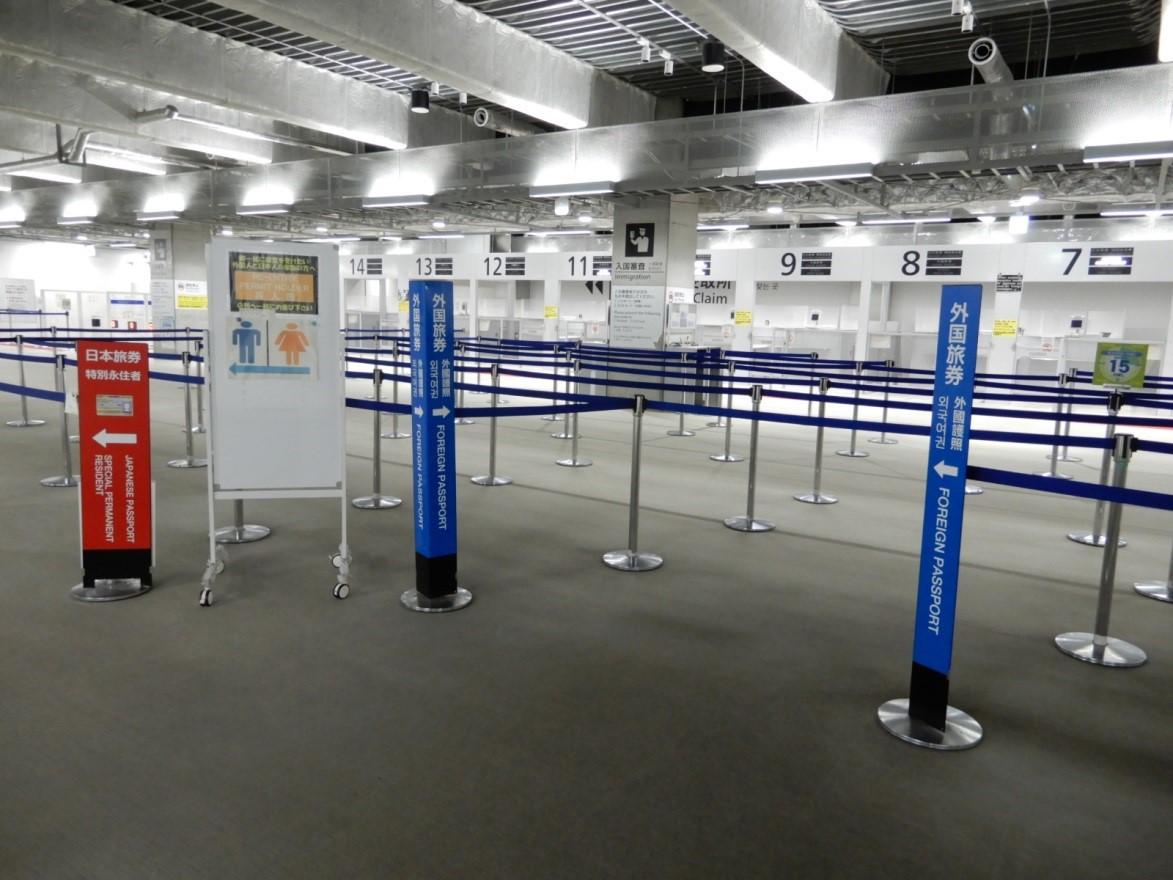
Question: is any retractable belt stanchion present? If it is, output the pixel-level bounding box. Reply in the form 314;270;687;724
191;337;206;434
1135;535;1173;603
724;384;774;533
6;335;46;427
1058;367;1082;462
795;378;837;504
167;351;207;469
454;343;474;425
706;358;729;428
215;499;271;544
381;342;409;439
551;353;579;440
836;361;869;458
1068;391;1126;547
1036;374;1073;479
869;360;898;445
541;349;561;422
1055;433;1147;666
556;359;591;467
667;352;695;437
710;362;744;463
603;394;663;571
353;368;403;510
471;362;512;486
40;354;78;488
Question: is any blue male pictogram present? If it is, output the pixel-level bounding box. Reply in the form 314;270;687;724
232;319;261;364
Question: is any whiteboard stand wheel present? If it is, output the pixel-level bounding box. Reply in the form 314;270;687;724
214;559;225;575
199;587;214;607
330;553;343;569
333;582;350;600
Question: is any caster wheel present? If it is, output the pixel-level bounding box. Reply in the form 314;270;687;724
199;588;214;607
333;582;350;600
330;553;343;569
214;560;225;575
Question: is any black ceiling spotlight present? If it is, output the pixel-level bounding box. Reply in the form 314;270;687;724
701;40;726;74
410;88;430;114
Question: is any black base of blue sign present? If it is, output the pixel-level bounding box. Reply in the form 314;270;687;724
81;549;152;590
415;552;457;601
908;661;949;732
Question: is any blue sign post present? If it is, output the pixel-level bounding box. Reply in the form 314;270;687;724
879;284;983;750
400;279;471;613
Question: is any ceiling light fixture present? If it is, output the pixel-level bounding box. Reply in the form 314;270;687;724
860;214;951;226
530;181;615;198
363;194;432;208
1008;213;1030;235
136;209;182;222
419;233;465;240
1010;188;1042;207
411;88;431;114
578;213;593;224
701;41;726;74
431;219;446;229
1084;141;1173;163
236;203;290;216
1100;206;1173;217
554;196;570;217
766;203;784;215
754;163;875;185
664;58;675;75
697;223;749;231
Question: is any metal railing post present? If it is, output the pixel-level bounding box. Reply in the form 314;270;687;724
795;378;837;504
837;361;869;458
471;363;512;486
556;359;591;467
1067;392;1126;547
603;395;663;571
724;384;774;532
40;354;78;487
167;351;207;469
6;335;46;428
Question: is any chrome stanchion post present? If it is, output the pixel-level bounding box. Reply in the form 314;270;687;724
724;384;775;532
1056;434;1147;666
667;352;695;437
7;335;46;427
1135;535;1173;603
1068;391;1126;547
706;357;728;428
795;378;837;504
454;343;474;425
1036;374;1072;479
471;362;512;486
869;359;898;445
167;351;207;469
556;359;591;467
191;338;206;434
837;361;869;458
542;347;561;421
551;354;578;440
603;394;663;571
215;499;271;544
381;342;409;439
710;362;744;463
354;367;403;509
40;354;78;487
1059;367;1081;462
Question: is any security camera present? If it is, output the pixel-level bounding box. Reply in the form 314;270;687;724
472;106;492;128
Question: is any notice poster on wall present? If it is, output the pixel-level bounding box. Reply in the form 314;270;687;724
150;279;176;330
175;279;208;310
1;278;36;310
228;251;319;314
225;313;318;379
610;285;663;347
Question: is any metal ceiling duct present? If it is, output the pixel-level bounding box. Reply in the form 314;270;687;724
472;107;544;138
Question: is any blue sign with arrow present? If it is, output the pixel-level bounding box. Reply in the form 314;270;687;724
409;280;458;596
911;284;983;695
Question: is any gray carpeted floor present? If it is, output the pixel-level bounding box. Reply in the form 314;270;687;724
1;360;1171;879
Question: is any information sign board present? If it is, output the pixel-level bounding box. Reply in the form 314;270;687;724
1093;342;1148;388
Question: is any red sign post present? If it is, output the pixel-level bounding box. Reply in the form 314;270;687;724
74;341;154;601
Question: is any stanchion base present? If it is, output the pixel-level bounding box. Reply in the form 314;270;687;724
455;418;475;426
556;457;592;468
706;420;726;428
6;419;46;427
183;425;206;435
667;429;696;437
541;414;561;422
1034;470;1073;480
794;492;838;505
470;475;512;486
709;453;745;463
1054;632;1147;667
215;524;271;544
551;431;580;440
723;516;775;533
380;431;410;440
400;587;473;613
964;483;984;496
876;699;983;751
835;449;869;458
1058;455;1082;463
868;437;898;445
352;494;403;509
1066;532;1127;548
40;475;79;488
1134;580;1173;603
70;578;151;603
69;434;79;444
167;457;208;469
602;550;663;571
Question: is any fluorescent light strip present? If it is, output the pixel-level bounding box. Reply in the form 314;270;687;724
860;215;950;226
108;242;142;249
137;210;182;222
526;229;594;237
754;163;874;185
236;203;290;216
0;222;23;229
419;233;465;239
530;181;615;198
363;195;431;208
297;236;361;243
57;217;94;226
1100;207;1173;217
1084;141;1173;163
697;223;749;231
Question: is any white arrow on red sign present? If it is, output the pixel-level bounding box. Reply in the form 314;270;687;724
93;429;138;447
